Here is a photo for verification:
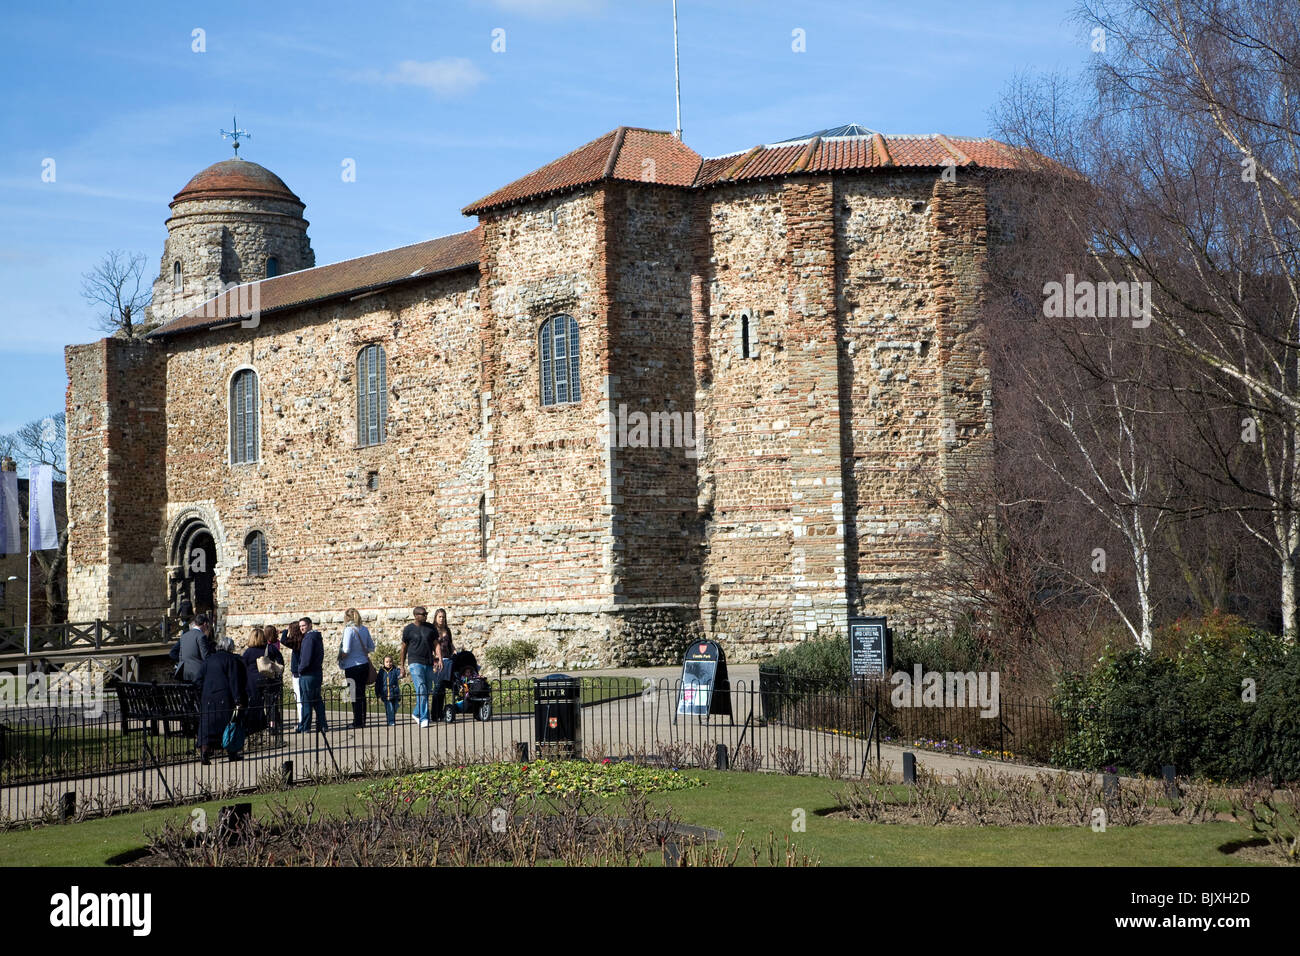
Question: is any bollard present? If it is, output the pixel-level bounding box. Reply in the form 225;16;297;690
516;741;528;763
60;791;75;822
902;751;916;784
1162;764;1179;801
217;802;253;844
1102;772;1119;801
715;744;729;771
281;760;294;788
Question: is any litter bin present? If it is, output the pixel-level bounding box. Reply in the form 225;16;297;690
534;674;582;759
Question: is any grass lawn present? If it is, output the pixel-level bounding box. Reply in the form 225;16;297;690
0;768;1271;867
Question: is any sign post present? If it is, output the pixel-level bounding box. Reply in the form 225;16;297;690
674;640;731;722
849;616;890;678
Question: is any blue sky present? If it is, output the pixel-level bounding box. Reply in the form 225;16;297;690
0;0;1089;435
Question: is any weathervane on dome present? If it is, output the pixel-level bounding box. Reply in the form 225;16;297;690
220;114;251;156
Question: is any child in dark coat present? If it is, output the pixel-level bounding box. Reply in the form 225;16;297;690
375;656;402;726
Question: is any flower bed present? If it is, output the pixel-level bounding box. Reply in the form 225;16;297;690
359;759;704;804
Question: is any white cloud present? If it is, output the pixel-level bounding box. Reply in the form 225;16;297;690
377;58;486;97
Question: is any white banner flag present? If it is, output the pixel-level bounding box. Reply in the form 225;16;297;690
0;470;19;555
28;463;58;551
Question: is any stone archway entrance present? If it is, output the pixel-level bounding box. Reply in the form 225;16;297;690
171;516;218;617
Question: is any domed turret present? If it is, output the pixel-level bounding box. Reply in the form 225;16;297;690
147;157;314;324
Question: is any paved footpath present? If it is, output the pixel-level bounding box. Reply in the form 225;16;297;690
1;665;1091;823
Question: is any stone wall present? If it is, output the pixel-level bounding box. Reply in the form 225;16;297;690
477;189;612;609
65;339;167;621
68;166;1006;667
606;182;699;606
836;171;945;625
161;271;484;632
693;181;798;651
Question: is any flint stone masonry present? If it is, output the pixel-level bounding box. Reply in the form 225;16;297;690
149;193;314;325
67;146;1007;668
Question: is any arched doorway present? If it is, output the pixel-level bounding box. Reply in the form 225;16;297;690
171;516;218;616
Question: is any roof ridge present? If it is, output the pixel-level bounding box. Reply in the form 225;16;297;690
790;135;821;173
872;132;893;167
720;145;763;182
934;134;972;166
603;126;629;179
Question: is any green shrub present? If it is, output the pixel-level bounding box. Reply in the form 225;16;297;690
1051;615;1298;782
764;634;851;685
484;639;539;676
892;620;994;675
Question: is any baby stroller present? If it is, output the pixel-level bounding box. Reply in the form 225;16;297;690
441;650;493;722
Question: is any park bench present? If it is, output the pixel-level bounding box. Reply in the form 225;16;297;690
114;681;202;800
115;681;201;738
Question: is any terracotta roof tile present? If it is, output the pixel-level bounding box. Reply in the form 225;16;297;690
693;133;1035;186
149;228;480;339
149;126;1045;343
462;127;702;214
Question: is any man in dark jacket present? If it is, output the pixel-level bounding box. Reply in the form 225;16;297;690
294;617;328;734
177;613;215;683
197;637;248;764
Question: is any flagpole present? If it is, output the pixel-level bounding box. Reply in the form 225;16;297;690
673;0;682;140
25;538;31;656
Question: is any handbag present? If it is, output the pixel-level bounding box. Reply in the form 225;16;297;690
222;714;246;753
257;650;283;679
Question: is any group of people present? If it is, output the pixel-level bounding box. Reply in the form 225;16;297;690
170;605;459;761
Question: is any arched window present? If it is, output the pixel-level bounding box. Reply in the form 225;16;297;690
539;314;581;406
479;494;488;560
357;344;387;446
245;531;269;576
173;260;183;292
230;368;259;464
741;314;751;359
266;256;279;278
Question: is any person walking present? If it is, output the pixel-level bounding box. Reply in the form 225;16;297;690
197;637;248;764
430;608;457;718
177;612;215;683
338;608;375;728
294;616;328;734
375;655;402;726
400;607;436;727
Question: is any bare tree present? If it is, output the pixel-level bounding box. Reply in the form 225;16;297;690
81;250;152;339
993;0;1300;640
1014;315;1170;649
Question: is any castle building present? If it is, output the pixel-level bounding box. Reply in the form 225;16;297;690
65;124;1024;665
